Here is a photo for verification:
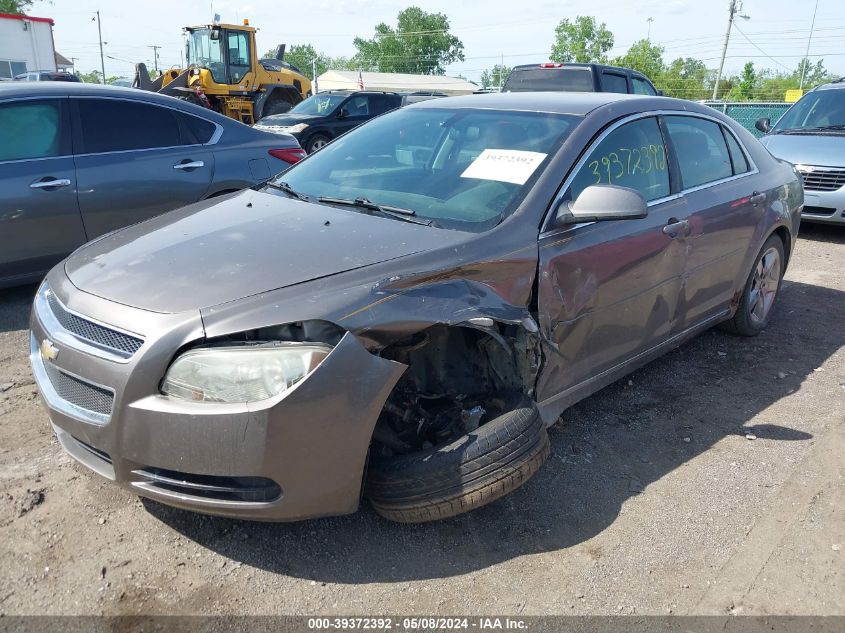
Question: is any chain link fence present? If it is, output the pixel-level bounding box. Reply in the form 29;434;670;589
703;102;792;138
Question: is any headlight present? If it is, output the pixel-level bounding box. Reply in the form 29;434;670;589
286;123;309;134
161;343;331;403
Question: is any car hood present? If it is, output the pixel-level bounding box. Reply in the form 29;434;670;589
255;113;322;129
760;133;845;167
64;189;467;314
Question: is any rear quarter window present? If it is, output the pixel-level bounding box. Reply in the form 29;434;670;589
504;68;595;92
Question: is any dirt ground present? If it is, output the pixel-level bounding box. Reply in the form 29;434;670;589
0;225;842;616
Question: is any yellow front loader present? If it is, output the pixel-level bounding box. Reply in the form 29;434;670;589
134;20;312;124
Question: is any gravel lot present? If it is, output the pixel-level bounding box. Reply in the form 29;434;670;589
0;225;842;616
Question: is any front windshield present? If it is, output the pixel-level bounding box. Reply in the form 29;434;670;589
290;93;348;115
773;89;845;132
187;28;225;84
271;107;579;231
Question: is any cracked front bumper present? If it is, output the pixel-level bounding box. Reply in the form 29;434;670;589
30;269;405;521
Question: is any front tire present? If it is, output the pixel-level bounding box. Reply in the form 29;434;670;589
365;394;550;523
721;234;785;336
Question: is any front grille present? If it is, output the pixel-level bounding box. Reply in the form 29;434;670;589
132;467;282;503
43;361;114;417
797;166;845;192
803;205;836;216
46;292;143;357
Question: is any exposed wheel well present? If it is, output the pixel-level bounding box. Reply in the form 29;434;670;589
371;324;540;456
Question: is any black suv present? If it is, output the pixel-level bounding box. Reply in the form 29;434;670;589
255;90;404;153
502;63;659;95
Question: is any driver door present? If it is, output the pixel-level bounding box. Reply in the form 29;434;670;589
536;115;688;406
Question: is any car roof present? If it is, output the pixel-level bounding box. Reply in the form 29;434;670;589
318;89;401;96
814;79;845;91
0;81;235;123
510;62;644;75
403;91;660;116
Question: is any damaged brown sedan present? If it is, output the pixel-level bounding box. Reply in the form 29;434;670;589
30;92;802;522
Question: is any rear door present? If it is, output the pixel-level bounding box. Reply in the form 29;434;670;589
71;97;216;239
0;97;87;283
662;114;760;330
537;115;687;403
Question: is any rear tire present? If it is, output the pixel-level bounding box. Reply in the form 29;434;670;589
720;234;785;336
305;134;331;154
366;394;549;523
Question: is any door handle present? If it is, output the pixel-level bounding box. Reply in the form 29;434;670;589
173;161;204;170
662;218;689;238
750;191;766;206
30;178;71;189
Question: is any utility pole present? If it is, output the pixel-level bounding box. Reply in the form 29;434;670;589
799;0;819;90
712;0;748;101
312;58;318;93
647;17;654;41
94;11;106;84
148;45;161;73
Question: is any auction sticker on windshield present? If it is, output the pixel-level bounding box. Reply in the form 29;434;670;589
461;149;547;185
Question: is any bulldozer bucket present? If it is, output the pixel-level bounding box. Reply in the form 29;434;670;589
157;69;190;96
133;63;153;90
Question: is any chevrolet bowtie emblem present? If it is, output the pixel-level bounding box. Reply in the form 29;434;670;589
40;339;59;362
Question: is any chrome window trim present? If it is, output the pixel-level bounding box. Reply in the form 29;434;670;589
542;109;760;234
72;95;223;156
30;335;112;426
35;284;144;363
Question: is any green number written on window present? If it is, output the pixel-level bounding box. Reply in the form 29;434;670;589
588;144;666;185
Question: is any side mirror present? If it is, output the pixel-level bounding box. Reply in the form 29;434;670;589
555;185;648;226
656;89;664;96
337;107;349;119
755;117;771;134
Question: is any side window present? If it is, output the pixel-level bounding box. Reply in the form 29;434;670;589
0;100;64;161
568;117;670;203
632;76;657;95
78;99;182;153
177;112;216;144
665;116;732;188
723;128;750;174
227;32;250;83
601;72;628;93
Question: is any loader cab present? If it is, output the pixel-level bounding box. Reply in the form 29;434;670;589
185;24;254;87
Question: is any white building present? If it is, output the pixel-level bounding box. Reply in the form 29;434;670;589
315;70;478;96
0;12;57;79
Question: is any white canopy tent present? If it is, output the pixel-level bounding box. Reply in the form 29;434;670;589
315;70;478;95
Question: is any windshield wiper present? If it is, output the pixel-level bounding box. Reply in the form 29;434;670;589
778;124;845;134
316;196;433;226
265;180;309;201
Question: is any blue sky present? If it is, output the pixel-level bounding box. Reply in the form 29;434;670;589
38;0;845;83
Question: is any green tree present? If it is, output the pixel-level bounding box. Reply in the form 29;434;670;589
480;64;511;89
550;16;614;64
0;0;33;13
656;57;710;100
794;58;832;88
75;70;119;84
612;39;664;82
267;44;331;77
737;61;756;99
353;6;464;75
